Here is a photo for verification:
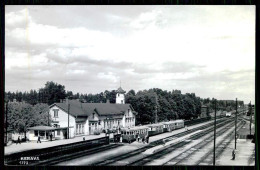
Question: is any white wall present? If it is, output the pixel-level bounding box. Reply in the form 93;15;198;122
50;105;76;138
28;130;37;141
116;93;125;104
124;109;135;128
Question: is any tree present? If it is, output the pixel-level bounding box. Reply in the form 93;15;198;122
39;81;66;105
7;102;50;139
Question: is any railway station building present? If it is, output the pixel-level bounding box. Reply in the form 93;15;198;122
49;87;137;138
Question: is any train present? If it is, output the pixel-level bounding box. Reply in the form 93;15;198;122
121;126;149;143
226;112;232;117
120;120;184;143
226;110;236;117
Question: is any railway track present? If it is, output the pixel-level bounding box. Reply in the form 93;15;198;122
93;116;237;166
170;121;244;165
30;143;122;166
128;120;240;166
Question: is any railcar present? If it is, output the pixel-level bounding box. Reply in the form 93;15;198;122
121;126;149;143
175;120;185;129
163;120;184;132
146;123;164;136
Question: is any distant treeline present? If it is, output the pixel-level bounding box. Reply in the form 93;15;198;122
5;81;244;125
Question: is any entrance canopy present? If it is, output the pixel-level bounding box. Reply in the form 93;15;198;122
27;126;57;131
27;126;59;141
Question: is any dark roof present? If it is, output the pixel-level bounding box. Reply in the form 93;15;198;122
116;87;126;93
50;100;136;117
27;126;56;131
53;100;86;117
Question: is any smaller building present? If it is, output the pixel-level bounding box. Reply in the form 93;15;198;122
27;126;67;141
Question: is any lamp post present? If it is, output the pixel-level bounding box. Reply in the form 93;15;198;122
213;99;217;166
249;101;252;135
235;98;237;150
67;97;70;139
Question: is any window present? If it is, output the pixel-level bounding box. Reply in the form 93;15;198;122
57;130;60;136
34;131;38;136
121;100;123;104
53;109;59;118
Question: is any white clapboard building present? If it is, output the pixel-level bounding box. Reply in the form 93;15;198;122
49;87;137;139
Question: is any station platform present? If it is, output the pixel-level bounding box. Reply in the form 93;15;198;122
216;138;255;166
4;133;106;156
216;121;255;166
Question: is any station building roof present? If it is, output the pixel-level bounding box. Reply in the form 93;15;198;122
50;100;136;118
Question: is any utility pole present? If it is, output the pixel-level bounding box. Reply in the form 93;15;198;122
48;109;50;126
155;94;158;123
249;101;252;135
213;99;217;166
47;91;49;126
235;98;237;149
5;100;9;145
67;102;70;139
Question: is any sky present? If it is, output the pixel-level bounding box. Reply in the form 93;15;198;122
5;5;255;104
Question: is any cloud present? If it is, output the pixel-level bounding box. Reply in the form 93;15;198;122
5;6;255;104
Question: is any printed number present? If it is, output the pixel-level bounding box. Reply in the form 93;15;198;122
19;161;28;165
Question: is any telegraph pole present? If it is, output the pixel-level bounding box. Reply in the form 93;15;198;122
67;102;70;139
213;99;217;166
249;101;252;135
155;94;158;123
5;100;9;145
48;109;50;126
235;98;237;149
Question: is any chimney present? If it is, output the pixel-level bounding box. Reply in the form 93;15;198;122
106;99;110;103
